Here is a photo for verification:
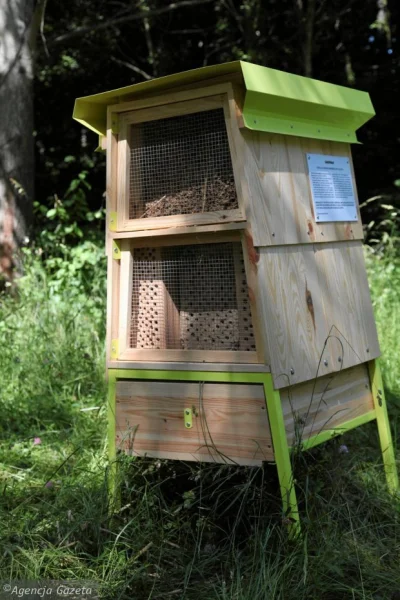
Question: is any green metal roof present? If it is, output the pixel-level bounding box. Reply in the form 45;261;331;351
73;60;375;144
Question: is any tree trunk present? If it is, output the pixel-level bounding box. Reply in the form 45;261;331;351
0;0;35;281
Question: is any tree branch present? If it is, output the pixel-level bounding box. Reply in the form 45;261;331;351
50;0;215;46
110;56;152;80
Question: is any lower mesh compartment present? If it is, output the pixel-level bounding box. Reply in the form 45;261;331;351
130;242;255;352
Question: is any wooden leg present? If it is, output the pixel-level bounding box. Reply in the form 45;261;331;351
263;374;301;537
368;360;399;494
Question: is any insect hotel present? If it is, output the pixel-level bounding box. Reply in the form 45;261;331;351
73;61;398;529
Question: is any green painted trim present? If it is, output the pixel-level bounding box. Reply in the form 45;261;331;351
73;60;374;143
368;360;399;493
107;368;267;384
108;367;301;535
107;373;118;507
262;376;301;537
240;62;374;143
301;410;377;452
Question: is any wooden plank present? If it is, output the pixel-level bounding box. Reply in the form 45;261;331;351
128;231;241;249
106;253;120;363
242;131;364;246
110;221;247;240
280;363;374;445
257;241;380;388
226;87;269;365
119;348;259;363
122;95;225;125
314;241;380;368
108;82;237;115
115;381;273;464
105;109;118;256
107;361;270;372
117;209;245;233
116;115;130;230
118;240;133;355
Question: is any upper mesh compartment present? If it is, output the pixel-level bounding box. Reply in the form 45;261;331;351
129;108;238;219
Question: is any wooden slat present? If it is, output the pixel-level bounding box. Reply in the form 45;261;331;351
110;221;247;240
280;363;374;444
242;131;364;246
108;82;237;115
117;209;245;233
119;349;259;364
107;361;270;372
122;95;225;125
257;241;380;388
118;240;133;355
116;381;273;464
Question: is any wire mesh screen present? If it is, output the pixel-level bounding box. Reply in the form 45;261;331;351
130;242;255;352
129;108;238;219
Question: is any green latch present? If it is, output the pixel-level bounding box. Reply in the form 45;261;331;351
184;408;193;429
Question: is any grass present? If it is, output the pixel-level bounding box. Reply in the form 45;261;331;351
0;244;399;599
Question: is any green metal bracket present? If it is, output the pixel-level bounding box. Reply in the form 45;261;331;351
109;211;117;232
110;339;119;360
112;240;121;260
111;115;119;135
184;408;193;429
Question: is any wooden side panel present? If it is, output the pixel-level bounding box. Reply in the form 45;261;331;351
257;241;380;388
280;364;374;444
242;131;363;246
116;381;273;464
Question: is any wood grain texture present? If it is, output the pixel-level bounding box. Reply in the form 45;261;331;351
242;131;363;246
107;361;270;372
119;348;259;364
110;221;247;240
115;381;273;464
118;240;133;355
257;241;380;388
280;364;374;444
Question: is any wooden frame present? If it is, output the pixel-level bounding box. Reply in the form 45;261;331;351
110;85;246;233
111;233;260;364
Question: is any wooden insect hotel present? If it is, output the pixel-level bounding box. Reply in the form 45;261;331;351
73;61;398;528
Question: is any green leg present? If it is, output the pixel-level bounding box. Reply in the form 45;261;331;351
263;374;301;537
368;360;399;494
107;372;119;511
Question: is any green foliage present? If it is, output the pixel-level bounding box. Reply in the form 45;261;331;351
0;243;106;436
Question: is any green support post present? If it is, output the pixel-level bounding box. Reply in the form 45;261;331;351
107;373;119;510
262;375;301;537
368;360;399;494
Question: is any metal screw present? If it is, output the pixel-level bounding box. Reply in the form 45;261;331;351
186;422;191;427
290;368;295;375
185;410;190;415
272;233;275;237
338;357;342;363
254;120;257;124
366;348;370;353
114;247;118;254
324;359;328;366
